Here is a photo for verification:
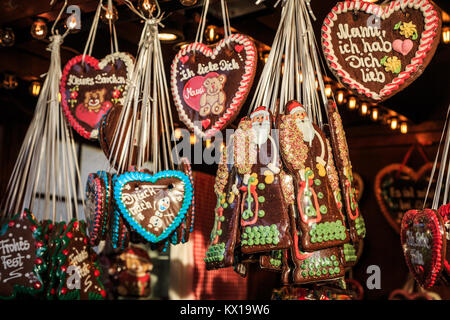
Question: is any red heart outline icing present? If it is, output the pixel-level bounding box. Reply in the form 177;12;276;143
400;208;446;288
321;0;441;101
171;34;257;139
374;162;434;233
60;53;134;140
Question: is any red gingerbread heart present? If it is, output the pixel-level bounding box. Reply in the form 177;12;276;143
400;209;447;288
321;0;441;101
60;52;134;140
171;34;257;139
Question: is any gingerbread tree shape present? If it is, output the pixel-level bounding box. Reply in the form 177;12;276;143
0;209;47;299
55;219;105;300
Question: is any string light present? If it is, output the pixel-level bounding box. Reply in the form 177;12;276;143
360;102;369;115
205;25;219;43
0;28;15;47
138;0;157;16
31;18;48;40
336;89;345;104
371;107;379;121
347;96;357;110
2;73;18;89
158;33;178;41
66;14;81;32
29;81;41;96
400;122;408;134
442;26;450;44
190;133;197;145
101;5;118;24
205;139;212;149
324;82;332;98
174;128;182;140
390;117;398;130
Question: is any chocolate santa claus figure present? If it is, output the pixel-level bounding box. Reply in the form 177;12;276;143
278;101;349;252
233;107;292;254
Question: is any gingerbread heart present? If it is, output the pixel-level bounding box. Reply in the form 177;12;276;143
400;209;446;288
321;0;441;101
171;34;257;138
60;52;134;140
374;163;436;233
0;210;47;299
114;170;193;243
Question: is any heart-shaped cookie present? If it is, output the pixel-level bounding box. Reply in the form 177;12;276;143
401;208;446;288
60;52;134;140
114;170;193;243
375;163;435;233
171;34;257;138
0;210;47;299
321;0;441;101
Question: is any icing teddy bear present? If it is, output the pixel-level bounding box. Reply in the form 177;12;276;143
75;88;111;129
199;74;227;117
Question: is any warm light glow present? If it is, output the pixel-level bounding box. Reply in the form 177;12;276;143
361;102;368;115
205;139;212;149
205;25;219;43
31;19;47;40
174;128;182;139
180;0;198;5
220;143;225;152
158;33;178;41
315;79;319;90
371;107;379;121
58;92;62;102
66;14;79;30
190;134;197;145
400;122;408;134
324;83;332;98
298;72;303;83
442;26;450;44
30;81;41;97
336;89;345;104
347;96;357;110
390;117;398;130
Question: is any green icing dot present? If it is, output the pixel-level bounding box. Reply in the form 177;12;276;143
318;192;324;199
314;179;321;186
258;196;265;203
222;203;228;209
258;183;265;190
320;205;328;214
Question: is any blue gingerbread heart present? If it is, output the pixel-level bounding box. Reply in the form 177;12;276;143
114;170;193;243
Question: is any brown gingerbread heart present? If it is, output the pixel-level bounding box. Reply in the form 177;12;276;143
375;163;435;233
60;52;134;140
171;34;257;138
400;208;446;288
321;0;441;101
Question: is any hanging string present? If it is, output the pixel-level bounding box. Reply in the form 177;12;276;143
1;1;84;223
108;0;177;174
82;0;103;62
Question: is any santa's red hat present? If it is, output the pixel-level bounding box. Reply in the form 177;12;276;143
286;100;305;114
250;106;269;118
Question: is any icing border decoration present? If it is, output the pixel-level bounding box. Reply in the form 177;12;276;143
171;34;257;138
321;0;441;101
60;52;134;140
113;170;193;243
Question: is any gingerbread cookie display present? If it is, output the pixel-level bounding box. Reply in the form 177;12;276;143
233;108;292;254
327;100;366;243
205;145;241;269
171;35;258;138
321;0;442;102
0;210;47;299
278;101;349;252
60;53;134;140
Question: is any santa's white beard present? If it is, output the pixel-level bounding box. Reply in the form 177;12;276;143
252;121;271;146
295;119;315;144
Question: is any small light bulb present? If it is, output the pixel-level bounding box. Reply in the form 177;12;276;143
371;107;379;121
347;96;357;110
336;89;345;104
442;26;450;44
324;83;332;98
29;81;41;97
361;102;368;115
190;134;197;145
400;122;408;134
390;117;398;130
205;139;212;149
158;33;178;41
174;128;182;140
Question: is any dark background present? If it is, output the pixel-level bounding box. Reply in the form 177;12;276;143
0;0;449;300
